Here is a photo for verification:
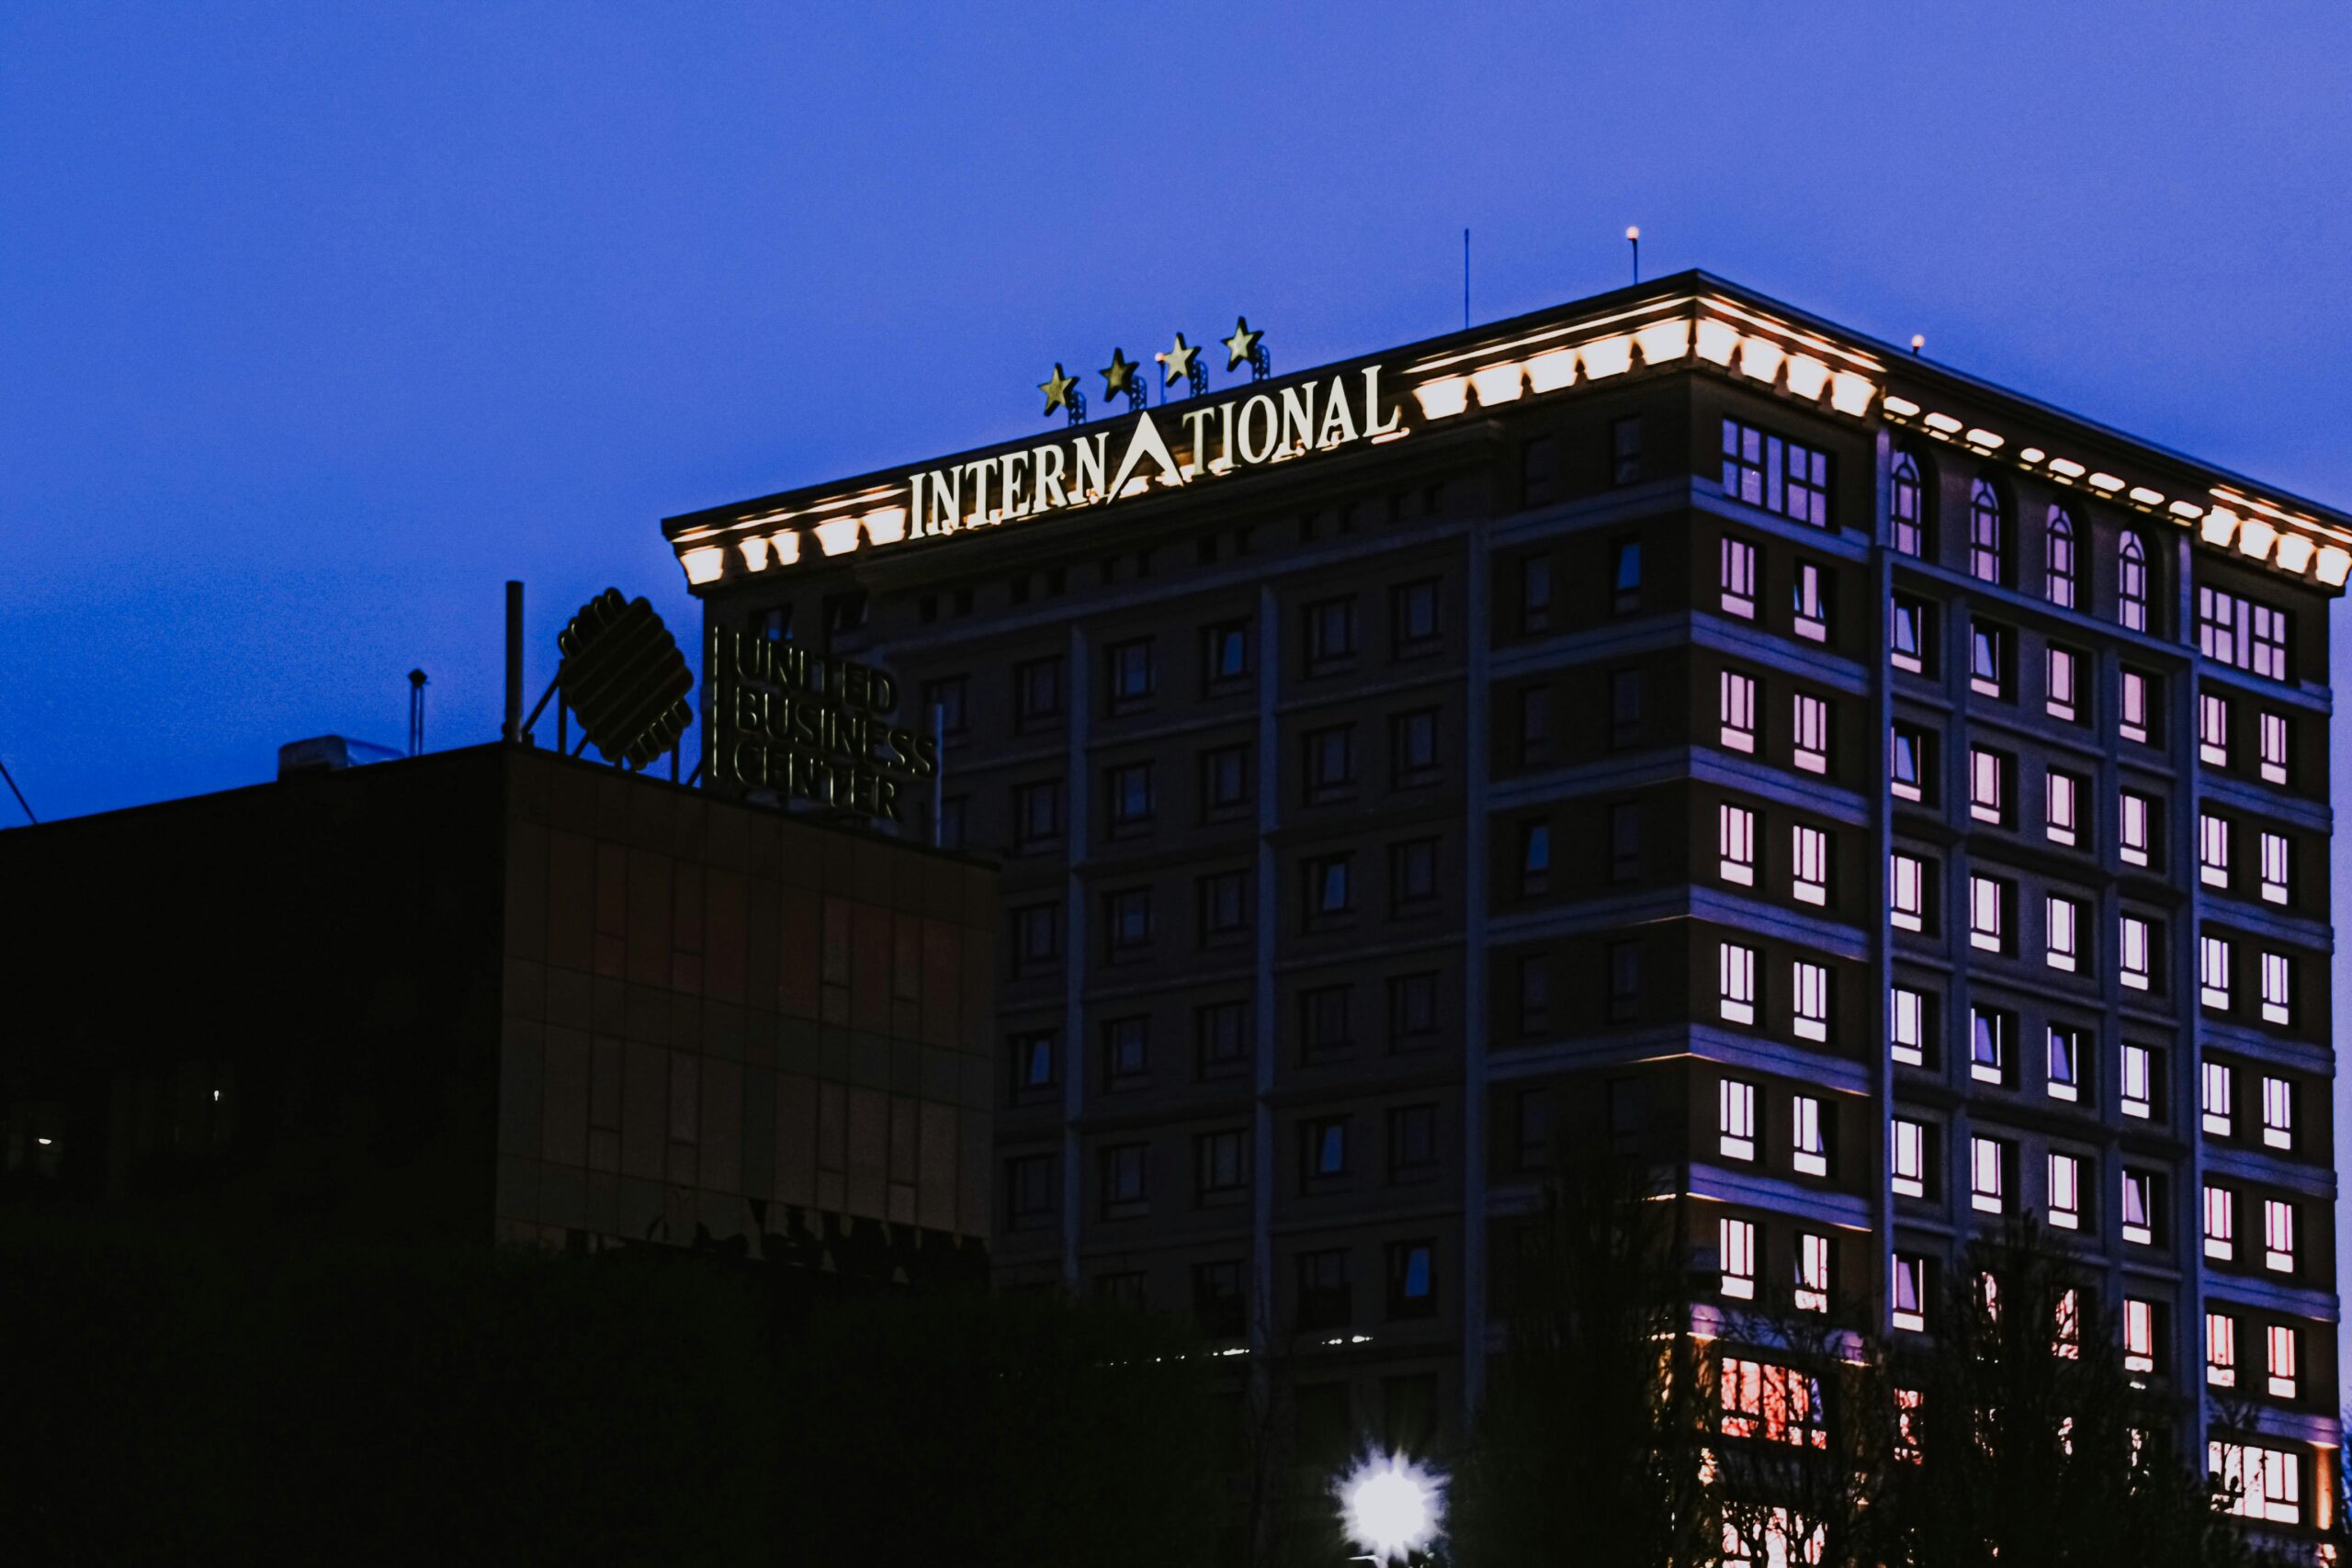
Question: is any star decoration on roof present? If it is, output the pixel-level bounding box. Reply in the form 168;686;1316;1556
1100;347;1140;403
1223;316;1263;372
1039;363;1080;418
1159;333;1200;388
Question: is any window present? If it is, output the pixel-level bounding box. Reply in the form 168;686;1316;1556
1392;580;1441;655
1607;942;1641;1023
1387;1104;1437;1179
1792;1095;1828;1177
1198;869;1251;942
1103;1016;1149;1084
1608;802;1643;884
1304;855;1351;919
1609;670;1643;747
1521;554;1554;632
1301;985;1353;1060
1107;761;1154;832
1611;416;1643;485
2259;831;2290;905
1011;1030;1057;1096
1719;1216;1757;1300
2121;1044;2154;1121
1792;962;1830;1043
2200;587;2291;682
1304;596;1356;668
1297;1248;1351;1329
1891;451;1925;556
1893;1255;1928;1332
1107;638;1155;706
1970;621;2007;697
1196;1001;1250;1077
923;676;969;736
1719;1078;1758;1161
1501;821;1546;897
2044;894;2079;972
2198;811;2230;888
1387;972;1439;1051
1305;725;1355;801
1970;747;2007;824
1891;595;1927;673
2199;692;2231;766
2117;532;2148;631
1513;1089;1552;1170
1520;956;1553;1033
2046;1024;2084;1102
1891;987;1928;1067
1721;419;1830;526
1202;621;1250;687
1890;852;1928;931
1891;725;1927;801
2045;769;2079;847
2122;1168;2155;1244
1791;825;1828;906
1016;656;1065;728
1719;805;1757;886
2123;1299;2156;1373
1007;1154;1056;1230
1517;686;1553;766
1391;838;1438;910
1611;539;1642;614
1391;708;1440;786
2211;1441;2301;1526
2199;934;2233;1010
1792;694;1829;774
2263;1199;2297;1273
1792;562;1828;641
2261;1076;2294;1151
1521;436;1556;503
1106;888;1152;954
1719;943;1758;1025
2119;909;2154;985
1971;1007;2008;1085
1795;1234;1831;1313
1386;1241;1437;1319
2045;504;2077;605
2258;710;2289;784
1893;1119;1929;1199
1718;1357;1828;1449
1969;479;2005;582
2267;1325;2301;1399
2119;790;2153;867
1195;1128;1247;1201
2203;1183;2234;1260
933;795;967;851
1201;743;1250;818
2120;669;2152;744
1102;1142;1148;1214
1971;1135;2007;1213
2049;1152;2082;1229
1014;778;1066;849
2259;952;2292;1025
1193;1259;1245;1339
2207;1312;2238;1388
1720;536;1758;618
2046;645;2079;721
1719;671;1757;752
1968;874;2007;953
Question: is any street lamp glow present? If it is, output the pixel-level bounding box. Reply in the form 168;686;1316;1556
1337;1452;1442;1562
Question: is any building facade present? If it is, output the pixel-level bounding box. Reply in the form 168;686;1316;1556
668;273;2342;1534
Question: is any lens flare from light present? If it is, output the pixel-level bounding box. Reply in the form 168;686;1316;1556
1337;1451;1442;1562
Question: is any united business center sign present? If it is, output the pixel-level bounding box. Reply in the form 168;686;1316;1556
706;626;937;824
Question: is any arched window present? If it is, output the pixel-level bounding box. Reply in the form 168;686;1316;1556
1891;452;1924;558
2118;532;2148;632
2045;505;2077;608
1969;479;2004;584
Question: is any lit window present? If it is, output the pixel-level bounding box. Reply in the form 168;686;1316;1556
2046;644;2078;720
1891;595;1926;672
2119;789;2153;867
2198;812;2230;888
1719;942;1758;1025
1971;1007;2007;1085
2203;1183;2234;1261
1969;479;2005;583
1611;540;1641;615
2044;895;2078;972
1893;1254;1928;1332
2054;1286;2082;1359
1720;536;1758;618
1718;1078;1758;1162
2044;769;2078;846
1890;852;1928;931
2199;934;2233;1010
2117;532;2148;632
1792;562;1828;641
2258;710;2289;785
1795;1233;1831;1312
1971;621;2006;697
1718;803;1757;886
2121;1044;2154;1121
1970;1135;2007;1213
1895;1387;1925;1461
2045;504;2076;605
2260;952;2292;1025
1792;962;1830;1043
1720;671;1757;753
1892;1119;1929;1199
1719;1216;1757;1300
1791;825;1828;906
2258;831;2290;906
2263;1198;2296;1273
2267;1325;2300;1399
2210;1440;2301;1526
1721;419;1830;526
2122;1168;2155;1245
1969;747;2007;824
2120;669;2151;744
2199;692;2231;767
2201;1059;2234;1137
1792;694;1829;774
1792;1096;1828;1178
2120;912;2153;987
2260;1076;2293;1151
2123;1298;2155;1373
1891;987;1928;1067
2199;586;2291;682
2049;1151;2081;1230
1968;874;2006;953
1891;452;1925;556
1891;725;1927;801
1717;1355;1827;1448
2045;1024;2082;1101
2208;1312;2237;1388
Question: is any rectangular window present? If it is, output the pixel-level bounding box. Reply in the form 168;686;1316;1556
2198;812;2230;888
1890;852;1928;932
1893;1255;1928;1332
1107;638;1156;706
2049;1151;2082;1230
1016;656;1066;728
1105;888;1153;954
1304;724;1356;801
1386;1240;1437;1319
1201;621;1250;688
1968;874;2007;953
1792;694;1829;774
2200;586;2292;682
2267;1325;2300;1400
2261;1076;2293;1151
1304;855;1351;919
2045;769;2079;846
2119;790;2153;868
1304;596;1357;668
1103;1016;1149;1084
1891;987;1928;1067
1718;1078;1758;1162
2211;1441;2301;1526
1720;419;1830;526
2201;1058;2234;1137
2260;952;2292;1025
1195;1001;1250;1078
1195;1128;1247;1201
1513;1089;1551;1170
1201;743;1250;818
1791;825;1829;906
1971;1135;2007;1213
1297;1248;1351;1330
1101;1142;1148;1214
1387;1105;1438;1179
2122;1168;2155;1245
2199;934;2233;1010
1014;778;1066;850
1198;868;1251;942
1608;801;1643;884
2258;710;2289;784
2199;692;2232;767
1718;943;1758;1025
1792;962;1830;1043
1520;555;1554;632
1792;562;1828;641
1012;1030;1057;1094
2207;1312;2238;1388
1388;972;1439;1052
1301;984;1354;1060
1719;671;1757;753
1392;580;1441;656
2123;1299;2155;1374
1720;536;1758;618
2263;1198;2296;1273
1012;902;1062;975
1006;1154;1056;1230
2258;831;2290;906
1611;539;1642;614
2121;1044;2154;1121
1390;838;1439;911
1971;1007;2008;1085
1891;725;1927;801
1391;708;1440;786
1515;822;1550;897
1795;1233;1831;1313
2203;1183;2234;1261
1719;805;1757;886
2047;645;2079;721
2046;1024;2083;1102
1611;417;1643;486
1107;761;1155;832
1970;747;2007;824
1718;1357;1829;1450
1520;956;1552;1034
1893;1118;1929;1198
923;676;969;736
1971;623;2007;698
1719;1216;1757;1300
1610;669;1643;747
1516;686;1552;766
2120;669;2151;744
1607;942;1641;1023
1792;1095;1828;1178
2044;894;2079;973
1891;596;1927;673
